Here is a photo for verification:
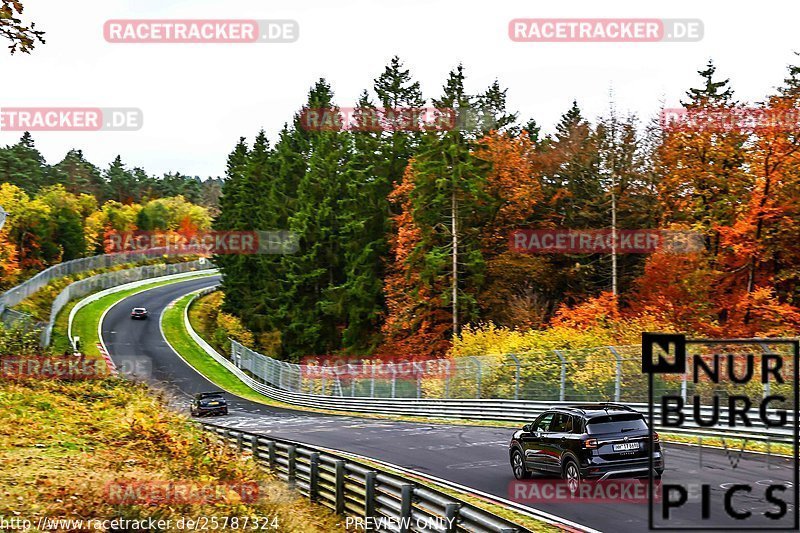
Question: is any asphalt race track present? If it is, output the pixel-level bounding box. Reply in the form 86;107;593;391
101;276;797;532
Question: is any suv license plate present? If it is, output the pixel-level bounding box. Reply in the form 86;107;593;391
613;442;640;452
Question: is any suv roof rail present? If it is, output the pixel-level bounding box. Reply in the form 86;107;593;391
561;402;636;412
598;402;636;411
559;406;587;414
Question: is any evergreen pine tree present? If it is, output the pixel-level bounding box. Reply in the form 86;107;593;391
0;132;46;194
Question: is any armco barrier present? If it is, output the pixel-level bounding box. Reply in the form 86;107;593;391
0;248;178;311
44;259;212;347
67;267;218;345
0;249;206;346
201;421;538;533
180;289;795;444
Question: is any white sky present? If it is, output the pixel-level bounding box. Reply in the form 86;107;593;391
1;0;798;178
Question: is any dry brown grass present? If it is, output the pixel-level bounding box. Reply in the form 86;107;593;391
0;378;347;532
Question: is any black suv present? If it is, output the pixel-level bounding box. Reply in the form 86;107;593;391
509;403;663;488
190;392;228;416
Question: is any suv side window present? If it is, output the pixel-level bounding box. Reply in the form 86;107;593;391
533;413;554;433
550;413;574;433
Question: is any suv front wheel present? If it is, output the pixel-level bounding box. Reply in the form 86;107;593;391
511;450;531;480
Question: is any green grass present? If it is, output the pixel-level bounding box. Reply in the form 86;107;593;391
164;292;558;532
661;432;793;457
161;292;283;404
65;274;215;359
180;292;794;461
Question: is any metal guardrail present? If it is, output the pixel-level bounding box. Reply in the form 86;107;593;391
200;421;533;533
180;290;794;444
41;259;212;346
0;248;178;311
0;250;210;346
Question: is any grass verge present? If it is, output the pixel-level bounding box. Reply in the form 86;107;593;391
661;432;792;457
166;292;561;531
67;273;214;360
0;378;346;532
162;292;284;405
183;291;793;459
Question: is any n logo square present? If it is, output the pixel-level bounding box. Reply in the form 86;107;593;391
642;332;686;374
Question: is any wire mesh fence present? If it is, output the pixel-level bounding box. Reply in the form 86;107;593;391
0;252;212;346
41;259;212;346
229;340;793;404
0;249;179;312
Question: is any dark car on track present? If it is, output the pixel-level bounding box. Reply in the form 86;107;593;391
130;307;148;320
509;403;663;490
190;391;228;416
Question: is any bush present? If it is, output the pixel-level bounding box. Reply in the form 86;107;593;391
191;291;257;356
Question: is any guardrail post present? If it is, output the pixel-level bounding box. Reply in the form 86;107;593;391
444;359;451;399
309;452;320;502
236;432;243;452
444;503;460;533
370;365;376;397
350;365;356;397
287;445;297;487
334;460;346;514
759;343;773;398
416;373;421;398
399;484;414;533
267;441;276;469
469;357;482;399
391;366;397;398
681;373;687;402
554;350;566;401
364;471;377;520
608;346;622;402
508;353;520;400
250;435;259;458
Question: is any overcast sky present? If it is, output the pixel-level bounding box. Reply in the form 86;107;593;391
1;0;798;178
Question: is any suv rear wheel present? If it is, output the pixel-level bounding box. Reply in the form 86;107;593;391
511;450;531;480
563;459;581;495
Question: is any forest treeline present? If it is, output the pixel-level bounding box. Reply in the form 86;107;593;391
215;55;800;361
0;139;220;288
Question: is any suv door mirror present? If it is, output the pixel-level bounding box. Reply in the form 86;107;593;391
522;424;532;433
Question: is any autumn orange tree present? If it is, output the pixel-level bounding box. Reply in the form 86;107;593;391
472;131;555;327
713;64;800;335
622;60;800;336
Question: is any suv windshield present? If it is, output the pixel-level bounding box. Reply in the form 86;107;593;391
586;413;648;434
